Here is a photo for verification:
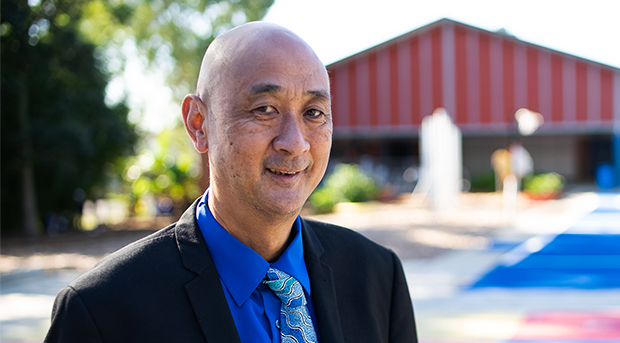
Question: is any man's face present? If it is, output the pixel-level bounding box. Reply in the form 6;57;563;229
206;40;332;218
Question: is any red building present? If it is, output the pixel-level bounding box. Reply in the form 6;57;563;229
326;18;620;188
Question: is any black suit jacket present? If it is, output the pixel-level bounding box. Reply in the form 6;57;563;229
45;199;417;342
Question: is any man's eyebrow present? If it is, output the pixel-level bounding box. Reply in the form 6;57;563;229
306;89;330;101
250;83;282;95
250;84;330;101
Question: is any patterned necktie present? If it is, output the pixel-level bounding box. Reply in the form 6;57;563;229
262;267;318;343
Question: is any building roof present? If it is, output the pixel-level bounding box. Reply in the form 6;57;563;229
326;18;620;138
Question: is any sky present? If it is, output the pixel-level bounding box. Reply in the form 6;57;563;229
263;0;620;69
121;0;620;133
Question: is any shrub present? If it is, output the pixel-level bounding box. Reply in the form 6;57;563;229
523;172;565;194
309;164;378;213
469;169;496;192
308;187;339;214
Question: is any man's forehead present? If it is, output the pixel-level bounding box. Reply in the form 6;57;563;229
249;83;330;100
198;22;326;99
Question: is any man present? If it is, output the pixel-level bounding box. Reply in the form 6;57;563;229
45;22;417;342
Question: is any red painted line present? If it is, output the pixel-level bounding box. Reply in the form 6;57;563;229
527;46;539;112
376;50;391;126
419;33;434;120
369;52;379;127
479;33;491;124
562;58;577;122
356;56;370;127
348;61;358;127
538;50;552;123
454;26;468;125
328;68;339;128
587;65;601;122
601;68;613;121
441;24;456;119
466;29;480;125
397;40;411;126
409;36;421;125
389;45;400;127
576;61;588;121
551;54;564;122
503;40;515;123
513;312;620;339
513;43;528;112
489;37;504;124
432;27;443;109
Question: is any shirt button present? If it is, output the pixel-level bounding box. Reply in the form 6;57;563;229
275;319;280;329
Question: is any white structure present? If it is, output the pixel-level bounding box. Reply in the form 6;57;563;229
417;108;463;211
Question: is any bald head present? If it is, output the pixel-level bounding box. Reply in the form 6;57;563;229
196;22;327;105
181;21;332;241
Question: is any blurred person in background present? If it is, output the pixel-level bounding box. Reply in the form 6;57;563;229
508;141;534;191
492;147;512;192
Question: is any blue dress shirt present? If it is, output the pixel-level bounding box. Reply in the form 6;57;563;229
196;191;319;343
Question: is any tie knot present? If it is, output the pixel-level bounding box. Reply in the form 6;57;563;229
262;267;306;308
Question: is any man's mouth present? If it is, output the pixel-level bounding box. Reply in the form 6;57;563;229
267;168;300;176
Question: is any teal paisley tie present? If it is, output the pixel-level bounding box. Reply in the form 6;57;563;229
262;267;318;343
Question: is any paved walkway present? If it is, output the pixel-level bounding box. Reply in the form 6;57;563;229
405;191;620;342
1;269;84;343
1;191;619;342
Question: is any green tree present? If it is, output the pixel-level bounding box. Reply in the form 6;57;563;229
84;0;274;212
1;0;138;235
121;126;204;217
1;0;274;236
78;0;274;99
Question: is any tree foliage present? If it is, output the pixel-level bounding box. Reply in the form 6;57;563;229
1;0;275;235
120;127;204;217
78;0;274;98
1;0;137;234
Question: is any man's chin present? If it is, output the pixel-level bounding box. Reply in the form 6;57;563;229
253;196;305;218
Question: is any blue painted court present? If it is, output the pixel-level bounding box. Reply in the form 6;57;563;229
471;193;620;289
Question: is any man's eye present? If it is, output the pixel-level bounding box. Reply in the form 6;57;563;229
255;105;277;114
305;109;324;119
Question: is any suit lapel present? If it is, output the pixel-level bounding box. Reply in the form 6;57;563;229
176;199;241;343
185;267;241;343
302;219;346;343
175;201;346;343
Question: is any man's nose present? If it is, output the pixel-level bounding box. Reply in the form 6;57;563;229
273;113;310;156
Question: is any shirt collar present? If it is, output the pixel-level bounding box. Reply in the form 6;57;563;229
196;189;311;307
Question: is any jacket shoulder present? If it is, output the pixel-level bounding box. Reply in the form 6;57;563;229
302;217;396;262
68;223;185;292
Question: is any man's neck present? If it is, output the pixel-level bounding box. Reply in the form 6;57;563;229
207;192;298;262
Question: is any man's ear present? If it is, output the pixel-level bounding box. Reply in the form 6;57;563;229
182;94;209;153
